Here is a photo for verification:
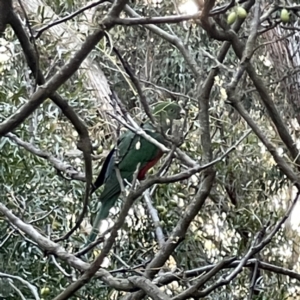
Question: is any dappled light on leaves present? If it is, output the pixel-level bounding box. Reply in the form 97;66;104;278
1;0;300;300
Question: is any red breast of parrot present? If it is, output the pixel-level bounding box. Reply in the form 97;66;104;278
137;150;163;180
86;102;183;244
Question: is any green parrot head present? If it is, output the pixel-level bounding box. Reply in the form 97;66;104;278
152;101;184;130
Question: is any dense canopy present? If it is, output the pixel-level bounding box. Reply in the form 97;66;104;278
1;0;300;299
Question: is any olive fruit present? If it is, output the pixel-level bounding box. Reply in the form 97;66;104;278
227;12;237;25
280;8;289;23
237;7;247;19
41;287;50;296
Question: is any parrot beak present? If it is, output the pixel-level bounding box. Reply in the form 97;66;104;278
179;109;185;118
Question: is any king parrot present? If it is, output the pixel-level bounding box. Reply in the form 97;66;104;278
87;101;183;244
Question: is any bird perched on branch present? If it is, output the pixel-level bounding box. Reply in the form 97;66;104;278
86;101;183;244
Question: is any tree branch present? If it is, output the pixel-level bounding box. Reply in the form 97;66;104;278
112;13;201;25
0;3;117;136
0;201;135;291
173;257;236;300
0;0;12;33
35;0;107;39
128;276;171;300
4;133;86;181
192;192;300;298
9;9;93;242
0;272;39;300
228;94;300;190
199;0;300;172
143;190;165;248
153;258;300;287
119;1;200;76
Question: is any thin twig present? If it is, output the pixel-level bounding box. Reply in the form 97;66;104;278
249;259;260;299
5;133;86;181
0;201;135;291
143;190;165;248
29;206;58;224
110;259;152;275
9;282;27;300
0;272;40;300
35;0;107;39
75;234;107;257
16;0;39;91
173;257;237;300
113;46;155;124
106;112;169;153
51;255;73;278
112;12;202;26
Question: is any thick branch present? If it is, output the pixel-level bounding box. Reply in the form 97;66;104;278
198;0;300;170
0;0;12;33
128;276;171;300
0;202;134;291
51;2;132;298
0;5;116;136
9;9;93;241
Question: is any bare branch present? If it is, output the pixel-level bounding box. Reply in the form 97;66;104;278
122;170;215;300
227;96;300;190
143;190;165;248
119;1;200;76
9;282;27;300
242;1;261;61
74;234;107;257
112;12;201;26
106;111;170;153
173;257;236;300
112;46;155;124
150;129;252;185
51;255;73;279
249;259;260;299
5;133;85;181
8;1;128;243
204;4;300;172
0;272;40;300
0;202;135;291
110;259;152;275
1;3;118;137
253;192;300;254
35;0;107;39
120;5;254;297
128;276;171;300
154;258;300;287
192;192;300;298
53;181;139;299
196;191;300;297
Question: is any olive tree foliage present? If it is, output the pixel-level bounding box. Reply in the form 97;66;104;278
1;0;300;299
